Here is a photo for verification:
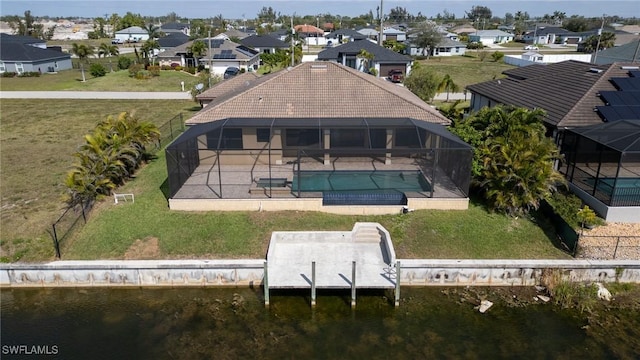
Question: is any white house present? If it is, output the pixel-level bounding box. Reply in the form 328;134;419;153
115;26;149;43
468;30;513;45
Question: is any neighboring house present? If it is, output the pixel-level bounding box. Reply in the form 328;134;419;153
522;25;576;45
114;26;149;43
408;37;467;57
160;22;190;36
466;60;637;140
382;28;407;42
239;35;289;54
214;28;250;41
317;40;412;78
166;62;472;213
468;30;514;45
157;38;260;75
560;118;640;222
268;28;290;42
449;24;477;35
593;39;640;64
0;34;72;74
294;24;327;46
356;27;379;42
325;29;367;44
157;32;190;49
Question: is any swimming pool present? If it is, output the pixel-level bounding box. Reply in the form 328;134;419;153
291;170;431;192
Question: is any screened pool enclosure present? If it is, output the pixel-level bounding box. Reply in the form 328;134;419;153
166;118;472;207
560;120;640;207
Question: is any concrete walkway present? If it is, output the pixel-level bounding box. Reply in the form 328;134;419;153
433;92;469;101
0;91;191;100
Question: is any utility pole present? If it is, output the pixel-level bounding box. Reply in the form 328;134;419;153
593;14;606;64
208;29;212;87
291;14;295;67
378;0;384;46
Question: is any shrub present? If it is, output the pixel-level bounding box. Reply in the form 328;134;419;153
185;66;196;74
128;63;144;77
197;64;205;72
89;63;107;77
467;42;484;50
147;65;160;76
160;65;173;70
135;70;152;79
1;72;17;78
173;65;183;71
478;51;489;62
117;56;132;70
17;71;40;77
491;51;505;62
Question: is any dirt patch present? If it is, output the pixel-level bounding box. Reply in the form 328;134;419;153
124;237;160;260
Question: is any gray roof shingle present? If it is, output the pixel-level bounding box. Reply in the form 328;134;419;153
317;40;411;62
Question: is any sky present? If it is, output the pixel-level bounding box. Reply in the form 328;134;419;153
1;0;638;20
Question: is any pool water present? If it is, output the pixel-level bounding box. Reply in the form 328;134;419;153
292;170;430;192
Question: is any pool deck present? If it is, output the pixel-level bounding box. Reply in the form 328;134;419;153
266;223;397;289
173;157;464;200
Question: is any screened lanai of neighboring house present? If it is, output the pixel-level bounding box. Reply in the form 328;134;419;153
560;120;640;208
165;117;472;206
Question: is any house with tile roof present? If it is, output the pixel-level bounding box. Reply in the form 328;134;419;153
0;34;71;74
593;39;640;64
317;40;412;78
239;35;289;54
157;38;259;75
294;24;327;46
466;60;637;140
166;61;472;213
195;71;261;107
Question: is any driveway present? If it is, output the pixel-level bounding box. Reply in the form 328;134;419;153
0;91;191;100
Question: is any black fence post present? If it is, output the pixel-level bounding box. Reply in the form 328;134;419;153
613;236;620;259
51;224;61;259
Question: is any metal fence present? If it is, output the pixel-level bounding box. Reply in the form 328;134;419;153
577;235;640;260
538;200;579;256
48;113;185;258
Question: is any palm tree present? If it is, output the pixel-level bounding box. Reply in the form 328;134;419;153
436;74;460;102
71;43;95;82
437;100;466;122
141;39;160;66
357;49;375;74
98;43;119;72
143;23;162;40
187;40;207;67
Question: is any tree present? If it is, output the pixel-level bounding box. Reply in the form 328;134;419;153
71;43;95;82
403;63;440;102
7;10;54;39
257;6;277;24
120;12;144;30
98;43;119;72
356;49;375;74
552;11;567;26
141;39;160;65
388;7;409;23
143;23;162;39
466;5;492;22
437;100;466;122
410;21;442;58
491;51;505;62
564;16;589;32
436;74;460;102
581;32;616;53
187;40;207;67
450;106;564;216
108;13;121;37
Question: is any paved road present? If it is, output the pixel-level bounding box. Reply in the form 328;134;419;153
0;91;192;100
1;90;470;102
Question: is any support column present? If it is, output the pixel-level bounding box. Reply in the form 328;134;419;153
311;261;317;307
351;261;356;308
385;129;393;165
323;129;331;165
263;261;269;307
395;260;401;307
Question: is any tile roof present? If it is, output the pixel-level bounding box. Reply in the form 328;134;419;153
467;61;637;128
294;24;323;34
240;35;289;49
157;32;190;48
595;39;640;64
0;42;71;62
196;71;261;101
317;40;412;62
325;29;366;40
186;62;449;125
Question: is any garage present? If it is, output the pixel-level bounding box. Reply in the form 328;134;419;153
379;63;406;78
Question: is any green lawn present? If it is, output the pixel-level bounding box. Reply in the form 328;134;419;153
420;55;515;89
0;66;202;91
0;100;200;261
59;148;569;261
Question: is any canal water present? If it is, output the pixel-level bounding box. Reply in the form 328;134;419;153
1;287;636;359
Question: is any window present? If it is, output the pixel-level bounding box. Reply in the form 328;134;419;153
345;57;356;69
220;128;243;149
395;128;423;148
0;62;5;73
285;129;320;147
330;129;365;148
15;63;24;74
369;129;387;149
256;128;270;142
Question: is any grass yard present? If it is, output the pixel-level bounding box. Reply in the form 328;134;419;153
60;149;569;261
0;99;200;262
420;55;515;89
0;66;203;92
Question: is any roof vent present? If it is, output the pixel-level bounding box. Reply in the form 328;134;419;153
589;68;603;73
620;66;639;70
310;64;328;71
